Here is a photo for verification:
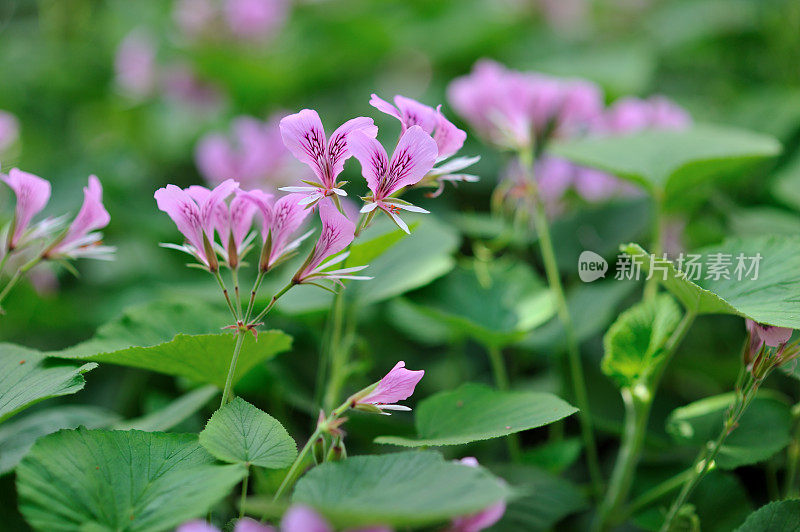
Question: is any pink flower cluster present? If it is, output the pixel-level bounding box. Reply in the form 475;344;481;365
448;59;692;206
174;0;289;43
1;167;113;261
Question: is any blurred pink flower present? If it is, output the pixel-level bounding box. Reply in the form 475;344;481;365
2;168;51;249
114;30;157;99
45;176;113;260
355;361;424;414
599;95;691;134
177;517;275;532
0;111;20;152
279;110;377;205
293;200;369;284
281;505;391;532
348;125;438;233
196;114;301;190
448;458;507;532
162;64;225;110
173;0;217;40
244;191;313;270
223;0;288;40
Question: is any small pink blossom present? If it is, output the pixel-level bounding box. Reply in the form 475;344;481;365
747;319;793;348
447;458;507;532
223;0;288;41
279;110;378;205
45;176;113;260
2;168;52;249
0;111;20;153
293;200;369;285
355;361;424;414
196;114;300;190
114;30;157;99
243;191;313;270
348;125;438;233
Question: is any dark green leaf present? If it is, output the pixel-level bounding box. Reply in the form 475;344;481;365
735;500;800;532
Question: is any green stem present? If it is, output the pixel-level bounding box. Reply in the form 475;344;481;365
248;281;295;325
622;469;694;520
220;331;246;407
239;466;250;519
244;271;265;322
0;256;42;310
644;195;665;301
321;291;347;412
214;270;239;321
486;344;510;390
785;406;800;497
232;268;242;317
527;162;602;496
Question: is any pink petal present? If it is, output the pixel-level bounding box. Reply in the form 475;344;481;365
369;93;402;122
327;117;378;181
200;179;239;242
753;323;793;347
280;505;332;532
155;184;205;254
229;192;259;249
433;107;466;160
233;517;277;532
358;361;424;406
195;134;238;185
448;458;506;532
56;176;110;250
382;125;438;196
279;110;329;186
348;130;389;197
269;192;312;264
301;200;355;277
393;95;438;133
2;168;51;247
223;0;287;39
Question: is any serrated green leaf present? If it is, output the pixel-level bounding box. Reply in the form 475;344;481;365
16;428;246;532
405;259;555;347
0;406;119;475
0;343;97;423
292;450;510;527
666;392;792;469
551;124;780;199
113;385;218;432
46;300;292;388
375;383;577;447
735;500;800;531
623;235;800;327
602;294;682;389
199;397;296;468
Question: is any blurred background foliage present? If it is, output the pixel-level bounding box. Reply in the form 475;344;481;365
1;0;799;529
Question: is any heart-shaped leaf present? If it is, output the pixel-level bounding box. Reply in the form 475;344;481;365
16;428;246;532
375;383;577;447
623;235;800;327
0;343;96;423
291;450;510;528
199;397;296;468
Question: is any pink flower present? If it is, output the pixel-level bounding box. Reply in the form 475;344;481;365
348;125;438;233
45;176;113;260
281;505;391;532
293;200;369;285
2;168;51;249
448;458;506;532
114;30;157;99
196;114;300;190
162;64;225;110
154;179;239;269
177;518;275;532
747;319;793;348
279;109;378;205
173;0;217;40
369;93;479;197
354;361;424;414
243;191;313;270
599;96;691;134
223;0;288;41
0;111;20;153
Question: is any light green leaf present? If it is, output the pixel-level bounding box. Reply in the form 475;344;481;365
623;235;800;327
47;300;292;388
0;406;119;475
292;450;510;528
602;294;682;389
113;385;218;432
772;153;800;212
405;259;555;347
375;383;577;447
666;392;793;469
735;500;800;532
552;124;780;199
0;343;97;423
199;397;296;468
17;428;246;532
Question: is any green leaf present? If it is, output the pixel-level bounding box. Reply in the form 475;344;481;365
0;406;119;475
16;428;246;532
623;235;800;328
0;343;97;423
735;500;800;532
199;397;296;468
404;259;555;347
47;300;292;388
666;392;793;469
489;464;587;531
113;385;218;432
520;438;583;475
551;124;780;199
375;383;577;447
291;450;510;528
602;294;682;389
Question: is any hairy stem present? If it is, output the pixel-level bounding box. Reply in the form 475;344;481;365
239;466;250;519
644;194;665;301
220;331;246;407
